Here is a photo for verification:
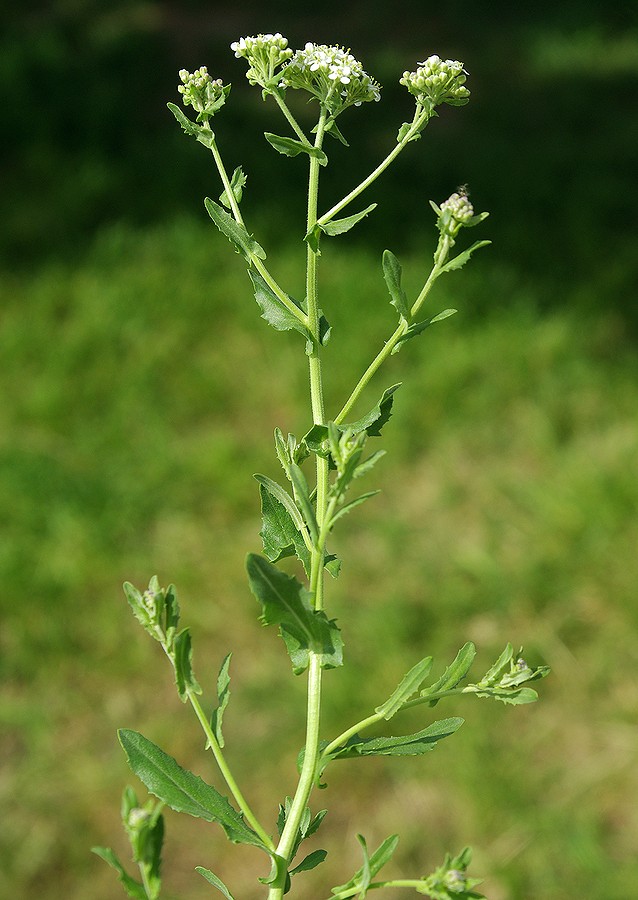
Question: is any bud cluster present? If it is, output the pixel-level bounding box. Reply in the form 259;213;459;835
432;189;487;241
178;67;228;120
280;42;381;114
400;55;470;109
231;33;293;87
440;191;474;224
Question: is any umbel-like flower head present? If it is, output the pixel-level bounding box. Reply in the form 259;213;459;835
231;33;293;87
400;55;470;110
431;188;488;239
177;67;229;120
280;43;381;115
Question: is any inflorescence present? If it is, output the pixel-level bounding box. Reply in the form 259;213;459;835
280;42;381;114
400;55;470;109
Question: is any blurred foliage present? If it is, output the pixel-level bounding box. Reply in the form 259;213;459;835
2;1;637;322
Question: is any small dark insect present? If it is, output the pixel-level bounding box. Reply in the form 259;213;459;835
457;183;470;197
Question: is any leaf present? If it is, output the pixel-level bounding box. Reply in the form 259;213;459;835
319;203;377;237
346;384;402;437
421;643;476;706
329;491;380;528
331;834;399;897
257;482;312;575
219;166;247;209
204;198;266;263
392;309;457;353
324;118;349;145
255;475;308;540
196;867;236;898
123;581;155;636
382;250;410;321
248;270;309;338
375;656;434;720
118;729;265;848
167;102;201;138
439;240;491;274
91;847;147;900
397;120;421;143
465;685;540;705
172;628;202;702
289;463;319;545
290;849;328;876
329;718;464;760
264;132;328;165
246;554;343;673
210;653;232;748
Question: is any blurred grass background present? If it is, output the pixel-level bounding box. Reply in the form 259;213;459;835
1;2;637;898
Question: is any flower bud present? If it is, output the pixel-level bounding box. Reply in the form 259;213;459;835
400;55;470;109
177;67;228;119
231;33;293;87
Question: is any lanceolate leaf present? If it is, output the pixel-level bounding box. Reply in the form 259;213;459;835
248;270;309;338
329;717;464;760
331;834;400;898
375;656;434;720
257;483;312;575
383;249;410;321
319;203;377;237
346;384;402;437
219;166;247;209
91;847;147;900
196;867;236;899
172;628;202;702
211;653;232;748
264;132;328;166
254;474;308;540
329;491;380;528
118;730;265;848
392;309;458;353
167;102;200;139
246;554;343;673
439;240;491;274
204;198;266;263
289;849;328;876
421;642;476;706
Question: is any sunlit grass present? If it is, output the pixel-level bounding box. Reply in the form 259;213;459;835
1;218;637;898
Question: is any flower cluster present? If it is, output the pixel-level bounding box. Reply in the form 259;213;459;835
433;189;485;239
177;67;229;120
400;55;470;109
231;33;293;87
280;42;381;115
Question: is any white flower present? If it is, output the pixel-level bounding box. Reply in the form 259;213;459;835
281;43;380;113
230;33;292;86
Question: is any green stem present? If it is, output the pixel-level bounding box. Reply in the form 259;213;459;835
208;127;310;329
268;108;329;900
335;237;449;424
270;89;310;144
316;105;430;228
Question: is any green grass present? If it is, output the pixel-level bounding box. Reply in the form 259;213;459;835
1;217;637;899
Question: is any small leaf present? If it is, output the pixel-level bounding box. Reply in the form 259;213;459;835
330;717;464;760
465;685;540;705
375;656;434;720
319;203;377;237
92;847;147;900
264;132;328;166
397;120;422;143
392;309;458;353
172;628;202;702
248;270;309;338
289;463;319;545
324;117;349;145
383;250;410;321
331;834;399;897
346;384;402;437
118;730;265;848
421;643;476;706
255;475;308;540
329;491;380;528
196;867;236;898
220;166;247;209
246;554;343;673
167;102;201;138
257;482;312;575
204;198;266;263
439;240;491;274
290;849;328;876
211;653;232;748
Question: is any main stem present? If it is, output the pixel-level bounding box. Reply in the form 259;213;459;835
268;107;329;900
